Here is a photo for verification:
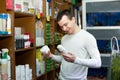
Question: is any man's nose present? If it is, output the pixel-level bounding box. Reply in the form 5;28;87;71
63;26;67;31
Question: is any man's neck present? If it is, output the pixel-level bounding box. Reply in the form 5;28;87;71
74;25;81;34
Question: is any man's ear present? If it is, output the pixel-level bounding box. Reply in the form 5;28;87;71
72;17;76;22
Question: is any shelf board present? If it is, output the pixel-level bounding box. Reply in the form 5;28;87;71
0;34;12;37
15;47;34;52
15;11;35;18
36;45;44;49
0;34;12;39
36;73;46;79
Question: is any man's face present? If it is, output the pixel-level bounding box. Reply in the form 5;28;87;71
58;15;75;34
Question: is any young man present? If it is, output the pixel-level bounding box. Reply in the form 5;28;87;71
42;9;101;80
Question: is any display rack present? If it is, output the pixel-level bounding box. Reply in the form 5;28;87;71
0;0;82;80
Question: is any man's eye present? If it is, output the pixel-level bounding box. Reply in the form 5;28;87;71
61;26;63;29
64;23;68;26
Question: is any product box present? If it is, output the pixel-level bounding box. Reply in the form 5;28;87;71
6;0;13;10
14;0;22;11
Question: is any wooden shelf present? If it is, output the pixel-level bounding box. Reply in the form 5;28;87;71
15;47;34;52
0;34;12;40
0;0;82;80
15;11;34;18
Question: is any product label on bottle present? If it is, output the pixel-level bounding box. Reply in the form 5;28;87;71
1;59;8;80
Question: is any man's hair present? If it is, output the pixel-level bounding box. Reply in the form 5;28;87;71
56;9;73;22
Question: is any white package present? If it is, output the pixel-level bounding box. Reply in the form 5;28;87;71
40;45;50;53
57;45;68;54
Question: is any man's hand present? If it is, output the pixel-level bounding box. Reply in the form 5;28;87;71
42;51;53;58
62;52;76;62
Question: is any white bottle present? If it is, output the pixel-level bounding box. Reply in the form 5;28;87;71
2;48;11;80
57;45;68;54
7;54;11;80
16;66;21;80
25;64;30;80
7;14;11;34
1;59;8;80
1;48;8;80
20;65;25;80
36;59;40;76
29;69;32;80
40;45;50;53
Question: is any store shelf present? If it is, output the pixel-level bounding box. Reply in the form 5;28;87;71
0;0;82;80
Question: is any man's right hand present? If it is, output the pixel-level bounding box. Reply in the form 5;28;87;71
42;51;53;58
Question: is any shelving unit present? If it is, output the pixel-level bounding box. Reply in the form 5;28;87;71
0;0;82;80
15;12;36;80
0;0;14;79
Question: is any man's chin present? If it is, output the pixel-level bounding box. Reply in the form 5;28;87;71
67;32;72;35
65;31;72;34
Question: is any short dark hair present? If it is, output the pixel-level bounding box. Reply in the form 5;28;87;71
56;9;73;22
